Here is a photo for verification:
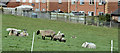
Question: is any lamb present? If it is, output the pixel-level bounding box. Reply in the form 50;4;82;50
17;29;29;37
82;42;96;49
36;30;56;40
53;31;65;41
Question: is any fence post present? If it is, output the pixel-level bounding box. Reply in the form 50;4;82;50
64;14;66;22
97;16;99;27
110;21;112;27
57;12;58;20
84;15;86;25
69;13;71;22
50;12;51;20
77;16;79;23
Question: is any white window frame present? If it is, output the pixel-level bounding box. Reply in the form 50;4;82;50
80;0;84;5
35;8;40;12
16;0;20;2
99;12;104;15
88;11;94;16
99;0;103;5
42;0;46;3
35;0;39;3
89;0;94;5
118;16;120;22
59;0;62;3
79;11;85;13
42;8;46;11
22;0;26;2
29;0;32;3
71;0;75;4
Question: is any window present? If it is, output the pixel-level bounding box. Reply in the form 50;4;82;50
59;0;62;3
42;9;46;11
16;0;20;2
58;9;61;11
88;11;94;16
118;1;120;6
71;0;75;4
79;11;85;13
22;0;26;2
36;0;39;3
99;12;104;15
99;0;103;5
29;0;32;3
42;0;46;3
89;0;94;5
118;16;120;22
35;8;40;11
80;0;84;5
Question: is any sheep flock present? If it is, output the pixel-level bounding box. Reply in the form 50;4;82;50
6;28;96;49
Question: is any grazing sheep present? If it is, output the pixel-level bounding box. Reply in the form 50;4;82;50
53;32;65;41
36;30;56;40
82;42;96;49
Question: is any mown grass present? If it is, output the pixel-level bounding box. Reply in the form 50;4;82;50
2;14;118;51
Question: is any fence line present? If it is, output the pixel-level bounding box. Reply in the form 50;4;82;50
3;11;118;28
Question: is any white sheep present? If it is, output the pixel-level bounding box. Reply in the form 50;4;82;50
6;28;21;36
82;42;96;49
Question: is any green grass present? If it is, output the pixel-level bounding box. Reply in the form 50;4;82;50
2;14;118;51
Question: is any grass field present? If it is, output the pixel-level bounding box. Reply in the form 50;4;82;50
2;14;118;51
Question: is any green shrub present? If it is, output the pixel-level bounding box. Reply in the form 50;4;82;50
99;14;111;22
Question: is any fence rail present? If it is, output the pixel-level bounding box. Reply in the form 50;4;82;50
2;10;119;28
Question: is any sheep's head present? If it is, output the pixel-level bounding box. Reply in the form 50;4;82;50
10;30;14;34
36;30;40;35
60;33;65;37
82;42;88;48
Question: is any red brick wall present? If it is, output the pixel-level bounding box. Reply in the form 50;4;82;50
40;2;47;11
49;2;68;12
70;2;105;16
107;2;118;14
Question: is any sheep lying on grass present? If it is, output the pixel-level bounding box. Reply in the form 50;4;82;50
17;29;29;36
53;31;66;42
36;30;56;40
6;28;21;36
6;28;28;37
82;42;96;49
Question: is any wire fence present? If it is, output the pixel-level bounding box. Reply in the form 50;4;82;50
2;10;119;28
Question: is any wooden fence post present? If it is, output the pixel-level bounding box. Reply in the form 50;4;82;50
57;12;58;20
84;15;86;25
97;16;99;27
50;12;51;20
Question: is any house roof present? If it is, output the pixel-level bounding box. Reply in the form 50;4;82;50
111;8;120;16
0;0;10;4
0;2;7;6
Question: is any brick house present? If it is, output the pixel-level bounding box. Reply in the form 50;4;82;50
70;0;118;16
6;0;119;16
20;0;68;12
